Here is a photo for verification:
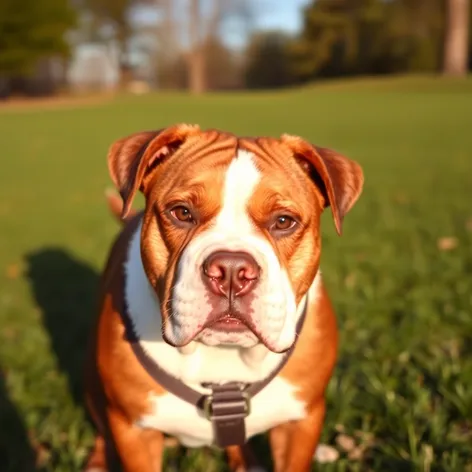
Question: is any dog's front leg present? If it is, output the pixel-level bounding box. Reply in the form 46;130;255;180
226;443;263;472
269;400;326;472
107;410;164;472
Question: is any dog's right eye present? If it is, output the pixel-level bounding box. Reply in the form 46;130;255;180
170;206;195;224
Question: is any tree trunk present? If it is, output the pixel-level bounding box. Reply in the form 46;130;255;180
188;48;206;94
443;0;470;76
188;0;206;94
118;33;132;90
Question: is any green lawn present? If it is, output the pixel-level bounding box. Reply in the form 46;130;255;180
1;75;471;471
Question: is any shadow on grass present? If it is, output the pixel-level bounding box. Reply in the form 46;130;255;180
0;248;93;471
24;248;100;407
0;373;37;471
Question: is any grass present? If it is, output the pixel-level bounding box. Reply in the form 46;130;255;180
0;74;471;471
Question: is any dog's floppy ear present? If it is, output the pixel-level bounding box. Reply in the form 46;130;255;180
282;135;364;236
107;124;200;218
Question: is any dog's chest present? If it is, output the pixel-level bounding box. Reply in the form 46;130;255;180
136;377;306;447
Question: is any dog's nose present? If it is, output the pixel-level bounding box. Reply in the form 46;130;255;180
202;251;260;298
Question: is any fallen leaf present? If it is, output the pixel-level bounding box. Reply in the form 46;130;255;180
437;237;458;251
348;446;365;461
314;444;339;463
336;433;356;452
6;263;20;279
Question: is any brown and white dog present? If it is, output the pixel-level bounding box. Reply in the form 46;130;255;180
84;124;364;472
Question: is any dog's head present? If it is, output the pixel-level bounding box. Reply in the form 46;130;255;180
108;125;363;353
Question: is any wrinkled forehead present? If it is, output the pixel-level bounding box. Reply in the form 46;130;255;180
161;134;312;209
238;137;314;207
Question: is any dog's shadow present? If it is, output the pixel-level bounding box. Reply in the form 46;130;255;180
25;248;100;407
0;250;89;471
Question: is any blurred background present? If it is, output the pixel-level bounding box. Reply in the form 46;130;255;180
0;0;471;98
0;1;471;472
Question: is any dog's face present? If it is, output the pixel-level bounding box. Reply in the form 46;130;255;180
108;125;363;353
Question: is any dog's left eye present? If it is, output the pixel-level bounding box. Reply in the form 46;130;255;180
273;215;296;231
170;206;195;224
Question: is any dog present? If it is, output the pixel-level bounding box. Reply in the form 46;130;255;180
84;124;364;471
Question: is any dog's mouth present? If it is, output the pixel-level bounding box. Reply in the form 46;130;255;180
204;312;252;333
199;310;292;353
163;307;293;354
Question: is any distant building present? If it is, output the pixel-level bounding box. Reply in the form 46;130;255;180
67;43;119;92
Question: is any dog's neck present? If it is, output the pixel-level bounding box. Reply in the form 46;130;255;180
124;219;321;390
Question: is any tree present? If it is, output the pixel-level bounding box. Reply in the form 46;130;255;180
154;0;182;88
288;0;387;80
184;0;253;94
443;0;470;76
154;37;242;91
380;0;444;73
205;37;243;90
289;0;447;82
187;0;207;94
0;0;76;76
244;31;293;89
145;0;253;93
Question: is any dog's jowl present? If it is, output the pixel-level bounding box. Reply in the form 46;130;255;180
84;124;364;472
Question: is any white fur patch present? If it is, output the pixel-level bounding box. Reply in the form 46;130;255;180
215;149;261;234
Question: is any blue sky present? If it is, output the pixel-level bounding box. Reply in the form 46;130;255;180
219;0;310;48
253;0;309;33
